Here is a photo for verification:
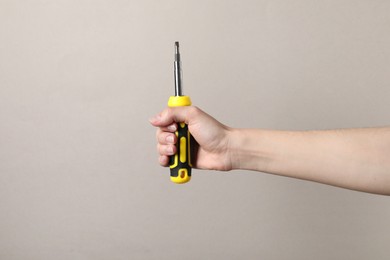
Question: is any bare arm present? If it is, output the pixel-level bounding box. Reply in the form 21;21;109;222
230;127;390;195
150;106;390;195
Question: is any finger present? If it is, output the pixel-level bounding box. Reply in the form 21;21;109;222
159;123;177;133
157;131;177;145
159;155;170;167
155;126;177;143
157;143;176;156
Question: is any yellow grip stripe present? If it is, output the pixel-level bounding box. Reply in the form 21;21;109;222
180;137;186;163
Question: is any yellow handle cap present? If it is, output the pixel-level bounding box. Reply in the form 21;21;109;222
168;96;192;107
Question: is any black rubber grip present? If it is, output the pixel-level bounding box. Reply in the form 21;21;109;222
169;123;192;181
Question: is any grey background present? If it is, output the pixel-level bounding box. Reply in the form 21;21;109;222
1;1;389;259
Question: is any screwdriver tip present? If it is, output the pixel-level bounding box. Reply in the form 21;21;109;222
175;41;179;54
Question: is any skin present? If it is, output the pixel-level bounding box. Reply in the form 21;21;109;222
150;106;390;195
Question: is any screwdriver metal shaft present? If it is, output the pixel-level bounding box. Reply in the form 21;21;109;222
174;42;183;96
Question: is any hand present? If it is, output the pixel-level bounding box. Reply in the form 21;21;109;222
150;106;233;171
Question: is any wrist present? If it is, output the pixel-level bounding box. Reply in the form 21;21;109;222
228;128;277;172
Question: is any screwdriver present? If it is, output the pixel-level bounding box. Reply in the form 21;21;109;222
167;42;192;184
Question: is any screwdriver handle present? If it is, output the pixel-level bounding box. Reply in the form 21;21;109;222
168;95;192;184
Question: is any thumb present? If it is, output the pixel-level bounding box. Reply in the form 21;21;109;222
149;106;194;127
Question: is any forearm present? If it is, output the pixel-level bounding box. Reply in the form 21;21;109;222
229;127;390;195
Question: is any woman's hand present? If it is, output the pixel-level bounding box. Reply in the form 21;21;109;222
150;106;233;171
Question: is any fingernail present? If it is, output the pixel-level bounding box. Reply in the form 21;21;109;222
167;146;174;154
167;124;176;131
159;156;167;165
166;135;174;143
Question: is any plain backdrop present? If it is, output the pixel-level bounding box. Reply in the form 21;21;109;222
1;1;390;259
